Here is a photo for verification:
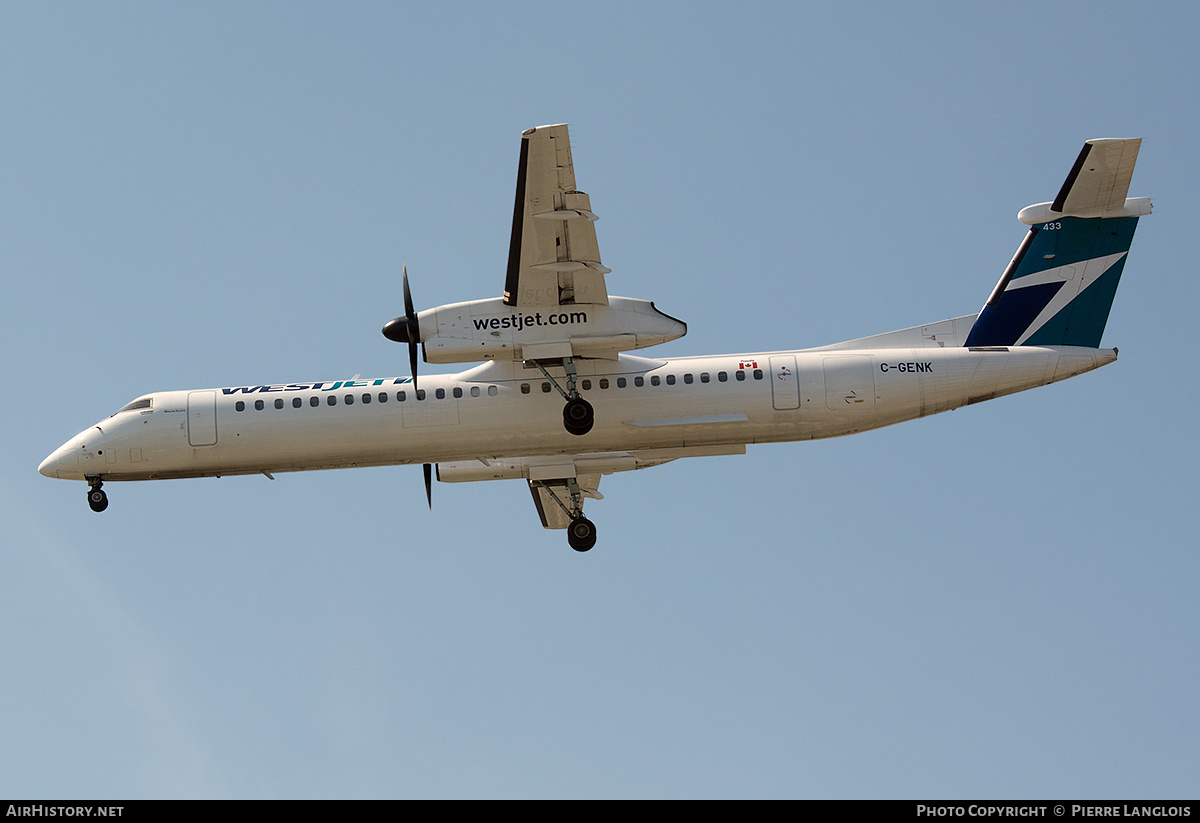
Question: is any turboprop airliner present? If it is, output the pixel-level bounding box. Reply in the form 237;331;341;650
39;126;1150;551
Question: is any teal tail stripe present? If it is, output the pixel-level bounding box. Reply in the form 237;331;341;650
965;215;1139;348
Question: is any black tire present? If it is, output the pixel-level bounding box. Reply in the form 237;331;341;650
563;397;594;436
88;488;109;513
567;516;597;552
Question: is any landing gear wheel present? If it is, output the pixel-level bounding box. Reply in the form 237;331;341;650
567;516;597;552
87;488;109;513
563;397;594;436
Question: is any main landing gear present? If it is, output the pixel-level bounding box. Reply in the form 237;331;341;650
533;477;598;552
86;476;108;513
567;516;597;552
563;398;594;436
531;356;594;436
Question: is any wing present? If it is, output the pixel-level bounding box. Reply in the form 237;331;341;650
503;124;610;308
437;445;746;530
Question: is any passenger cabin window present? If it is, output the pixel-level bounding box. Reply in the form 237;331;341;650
362;393;372;404
274;398;284;409
634;376;644;387
617;377;627;388
753;369;763;380
235;401;245;412
488;385;498;396
378;392;388;403
684;373;693;384
736;370;746;381
718;372;728;382
650;375;660;386
310;396;320;407
470;386;480;397
255;399;265;410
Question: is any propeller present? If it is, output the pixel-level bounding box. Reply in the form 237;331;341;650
382;267;433;509
381;264;421;393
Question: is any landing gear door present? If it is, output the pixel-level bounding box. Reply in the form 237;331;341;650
187;391;217;446
769;355;800;410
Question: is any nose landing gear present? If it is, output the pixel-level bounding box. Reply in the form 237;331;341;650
86;476;108;513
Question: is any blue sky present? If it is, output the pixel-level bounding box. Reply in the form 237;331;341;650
4;1;1198;798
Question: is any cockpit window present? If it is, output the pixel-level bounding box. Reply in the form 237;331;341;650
114;397;152;415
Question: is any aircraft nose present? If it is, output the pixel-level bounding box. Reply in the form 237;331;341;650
38;441;77;479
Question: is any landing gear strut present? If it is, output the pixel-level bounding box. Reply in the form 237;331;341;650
533;477;598;551
531;356;594;436
86;476;108;513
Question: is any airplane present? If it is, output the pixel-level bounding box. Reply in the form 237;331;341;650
39;125;1151;552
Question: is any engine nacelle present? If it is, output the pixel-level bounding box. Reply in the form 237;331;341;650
417;295;686;364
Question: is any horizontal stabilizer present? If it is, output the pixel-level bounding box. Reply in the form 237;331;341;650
1050;138;1141;218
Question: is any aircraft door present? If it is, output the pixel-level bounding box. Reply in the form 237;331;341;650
187;391;218;446
769;355;800;410
823;356;876;410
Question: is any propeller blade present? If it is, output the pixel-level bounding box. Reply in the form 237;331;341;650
404;264;419;394
403;263;415;320
423;462;432;509
409;341;419;395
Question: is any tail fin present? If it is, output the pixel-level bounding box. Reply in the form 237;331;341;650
965;139;1150;348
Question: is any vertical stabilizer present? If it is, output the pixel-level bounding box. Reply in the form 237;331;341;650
965;139;1150;348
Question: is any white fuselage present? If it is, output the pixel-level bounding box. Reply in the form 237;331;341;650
39;344;1115;483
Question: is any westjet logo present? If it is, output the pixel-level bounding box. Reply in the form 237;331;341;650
473;311;588;332
221;378;412;395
